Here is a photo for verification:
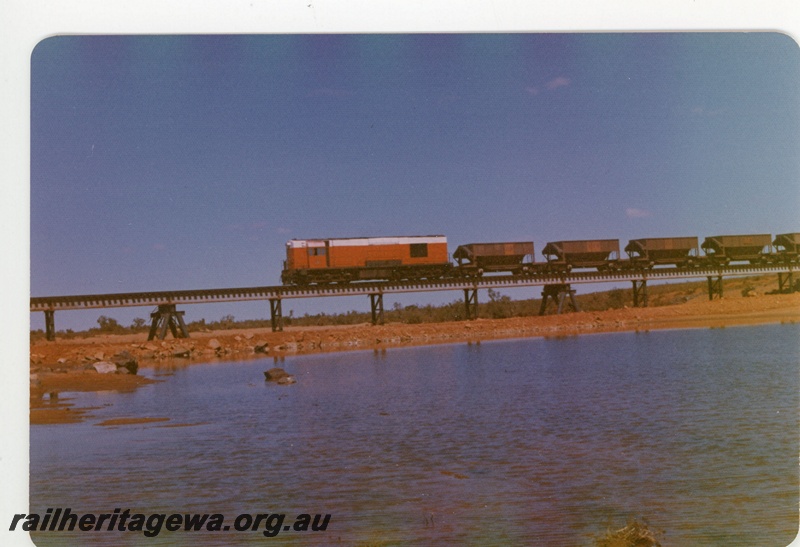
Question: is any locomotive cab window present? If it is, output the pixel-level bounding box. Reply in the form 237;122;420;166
307;247;326;256
410;243;428;258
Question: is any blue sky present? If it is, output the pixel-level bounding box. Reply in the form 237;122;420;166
30;33;800;330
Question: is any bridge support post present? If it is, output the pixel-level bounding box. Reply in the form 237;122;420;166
632;280;648;307
44;310;56;341
464;288;479;320
707;276;723;300
269;299;284;332
539;284;580;315
778;270;795;293
369;293;385;325
148;304;189;340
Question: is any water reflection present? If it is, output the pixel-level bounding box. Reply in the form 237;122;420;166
30;324;799;546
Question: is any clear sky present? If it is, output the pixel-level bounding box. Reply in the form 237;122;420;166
30;33;800;330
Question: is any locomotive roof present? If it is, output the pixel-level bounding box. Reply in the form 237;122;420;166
286;236;447;248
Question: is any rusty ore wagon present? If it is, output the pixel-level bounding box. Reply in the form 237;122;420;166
452;242;535;276
772;233;800;262
700;234;773;264
624;237;700;268
541;239;621;271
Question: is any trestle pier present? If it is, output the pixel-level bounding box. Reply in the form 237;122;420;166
463;288;479;320
778;270;798;293
147;304;189;341
631;280;648;308
539;284;580;315
270;299;284;332
369;293;385;326
707;276;724;300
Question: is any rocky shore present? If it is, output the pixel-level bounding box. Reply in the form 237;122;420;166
30;292;800;425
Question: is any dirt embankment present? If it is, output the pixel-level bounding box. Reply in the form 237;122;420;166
30;292;800;425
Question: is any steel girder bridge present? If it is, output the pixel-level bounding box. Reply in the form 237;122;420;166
30;264;797;341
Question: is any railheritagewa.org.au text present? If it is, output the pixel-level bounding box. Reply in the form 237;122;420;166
10;508;331;538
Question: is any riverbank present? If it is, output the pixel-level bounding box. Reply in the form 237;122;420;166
30;292;800;425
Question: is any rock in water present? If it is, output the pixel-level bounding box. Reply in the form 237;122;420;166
264;367;296;385
264;367;288;381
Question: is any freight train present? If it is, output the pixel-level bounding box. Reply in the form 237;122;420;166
280;233;800;285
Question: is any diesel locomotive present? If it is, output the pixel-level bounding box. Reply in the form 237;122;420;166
281;232;800;286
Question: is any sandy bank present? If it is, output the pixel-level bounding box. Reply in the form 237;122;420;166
30;293;800;425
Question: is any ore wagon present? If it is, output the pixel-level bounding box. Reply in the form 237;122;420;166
625;237;700;268
541;239;620;271
281;235;451;285
452;242;535;276
773;233;800;262
700;234;773;264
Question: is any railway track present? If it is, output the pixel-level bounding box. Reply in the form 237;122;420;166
31;263;797;340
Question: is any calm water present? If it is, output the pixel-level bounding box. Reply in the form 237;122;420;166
30;324;799;546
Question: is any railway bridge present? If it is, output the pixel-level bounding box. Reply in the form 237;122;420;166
30;264;797;341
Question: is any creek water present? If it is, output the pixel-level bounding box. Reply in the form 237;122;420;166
30;324;799;546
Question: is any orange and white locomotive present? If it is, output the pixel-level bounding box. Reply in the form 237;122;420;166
281;235;451;285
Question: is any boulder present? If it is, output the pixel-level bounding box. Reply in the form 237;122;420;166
254;342;270;354
172;347;191;358
111;351;138;374
208;338;221;350
284;342;298;353
93;362;117;374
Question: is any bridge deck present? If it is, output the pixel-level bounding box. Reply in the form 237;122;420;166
31;264;794;312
